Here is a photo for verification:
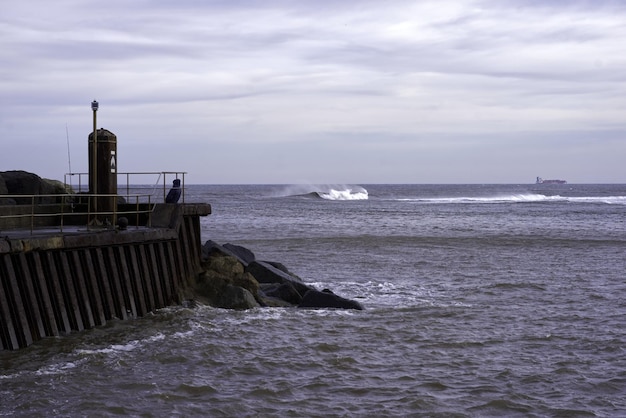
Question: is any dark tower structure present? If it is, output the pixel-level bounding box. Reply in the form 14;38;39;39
88;128;117;222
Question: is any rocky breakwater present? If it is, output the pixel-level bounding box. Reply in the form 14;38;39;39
0;170;68;204
0;170;70;205
190;240;364;310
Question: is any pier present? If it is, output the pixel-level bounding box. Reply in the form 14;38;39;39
0;200;210;350
1;102;213;350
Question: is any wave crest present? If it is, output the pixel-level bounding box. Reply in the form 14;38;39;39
279;185;368;201
318;187;368;201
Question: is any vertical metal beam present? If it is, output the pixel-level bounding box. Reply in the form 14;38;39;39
102;247;128;320
29;252;60;337
0;255;20;349
114;246;137;318
70;251;95;329
91;100;98;221
43;252;72;334
126;246;148;316
57;251;85;331
146;243;164;308
82;249;106;326
17;253;46;341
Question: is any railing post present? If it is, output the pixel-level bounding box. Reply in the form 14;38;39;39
30;195;35;234
87;193;91;228
163;173;167;203
182;172;186;203
60;195;65;233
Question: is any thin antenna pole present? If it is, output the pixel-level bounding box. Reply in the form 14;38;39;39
66;124;72;174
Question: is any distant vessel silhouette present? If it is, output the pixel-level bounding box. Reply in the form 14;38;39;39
536;176;567;184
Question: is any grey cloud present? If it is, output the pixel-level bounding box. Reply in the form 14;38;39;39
2;0;626;183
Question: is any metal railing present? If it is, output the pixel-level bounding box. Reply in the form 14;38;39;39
0;192;155;235
63;171;187;204
1;171;187;235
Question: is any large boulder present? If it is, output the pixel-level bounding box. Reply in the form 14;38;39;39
205;254;244;277
259;282;303;305
0;175;7;195
0;175;14;205
201;240;224;259
245;260;314;297
233;271;261;301
42;178;68;194
0;170;68;204
223;243;256;266
299;289;364;310
218;285;259;310
194;270;259;310
202;240;256;266
193;254;260;310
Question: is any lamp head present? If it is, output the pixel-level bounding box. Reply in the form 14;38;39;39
91;100;99;111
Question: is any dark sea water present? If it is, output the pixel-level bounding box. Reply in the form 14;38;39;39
2;184;626;417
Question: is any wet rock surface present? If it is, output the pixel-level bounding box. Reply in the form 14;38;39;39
195;240;363;310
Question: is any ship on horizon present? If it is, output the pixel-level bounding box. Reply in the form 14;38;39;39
536;176;567;184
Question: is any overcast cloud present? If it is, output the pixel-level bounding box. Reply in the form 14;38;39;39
1;0;625;183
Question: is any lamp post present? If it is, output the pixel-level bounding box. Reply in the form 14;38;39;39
91;100;98;222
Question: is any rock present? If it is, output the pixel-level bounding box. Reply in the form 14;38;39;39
195;241;365;311
201;240;224;259
217;285;259;310
206;255;244;277
246;260;314;297
0;175;15;205
42;178;70;194
194;269;231;305
233;272;260;301
263;260;303;281
259;282;303;305
223;243;256;266
202;240;255;266
298;289;364;310
0;170;68;204
0;175;8;195
192;253;261;310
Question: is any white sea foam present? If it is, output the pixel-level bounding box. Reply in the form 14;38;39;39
76;341;139;356
318;188;368;201
0;372;23;380
276;184;368;200
35;361;79;376
75;332;166;356
568;196;626;205
399;194;626;205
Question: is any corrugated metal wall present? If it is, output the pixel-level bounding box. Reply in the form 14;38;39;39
0;214;203;350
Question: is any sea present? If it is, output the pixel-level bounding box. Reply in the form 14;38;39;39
1;183;625;417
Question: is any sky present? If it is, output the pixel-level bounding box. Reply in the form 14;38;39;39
1;0;625;184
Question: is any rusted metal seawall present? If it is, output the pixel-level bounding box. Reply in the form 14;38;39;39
0;203;210;350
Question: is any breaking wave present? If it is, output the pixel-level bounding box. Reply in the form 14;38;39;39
278;185;368;201
316;187;368;201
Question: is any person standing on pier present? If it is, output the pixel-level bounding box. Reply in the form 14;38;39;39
166;179;182;203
